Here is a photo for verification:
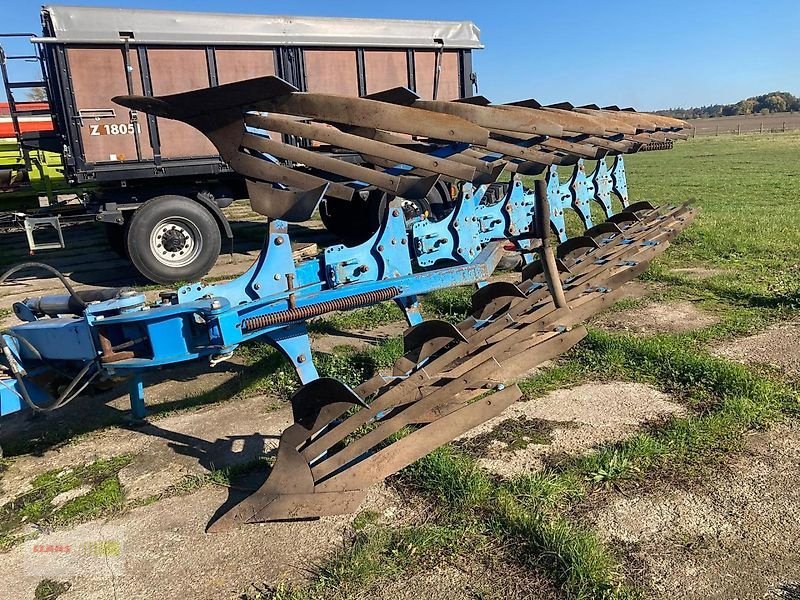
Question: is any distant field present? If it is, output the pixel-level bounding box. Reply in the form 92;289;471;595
688;111;800;135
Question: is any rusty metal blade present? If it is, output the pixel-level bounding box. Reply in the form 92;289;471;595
411;100;564;137
291;377;369;426
113;75;299;120
363;86;420;105
403;319;468;355
494;326;587;382
577;135;635;153
261;93;489;145
471;281;527;318
242;132;420;196
539;137;604;159
248;490;368;523
484;137;559;165
310;359;502;483
245;113;476;181
544;105;637;135
499;104;607;136
246;180;327;222
232;151;355;202
316;384;522;492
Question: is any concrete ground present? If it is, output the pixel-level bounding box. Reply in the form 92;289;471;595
591;423;800;600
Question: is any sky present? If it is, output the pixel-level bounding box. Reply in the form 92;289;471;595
2;0;798;110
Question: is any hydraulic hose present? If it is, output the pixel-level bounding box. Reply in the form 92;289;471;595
0;333;97;412
0;262;87;311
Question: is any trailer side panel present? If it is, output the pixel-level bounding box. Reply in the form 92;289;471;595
147;48;217;158
67;47;154;163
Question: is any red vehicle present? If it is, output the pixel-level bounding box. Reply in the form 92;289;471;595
0;102;53;137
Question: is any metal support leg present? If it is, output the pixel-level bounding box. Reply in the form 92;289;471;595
128;373;146;420
395;295;424;326
267;322;320;384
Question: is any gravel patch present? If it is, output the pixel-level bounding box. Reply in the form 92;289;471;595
590;423;800;599
713;321;800;377
594;300;718;336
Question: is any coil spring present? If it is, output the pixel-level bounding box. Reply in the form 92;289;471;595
241;286;402;332
639;140;674;152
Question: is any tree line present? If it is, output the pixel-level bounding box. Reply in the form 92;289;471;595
656;91;799;119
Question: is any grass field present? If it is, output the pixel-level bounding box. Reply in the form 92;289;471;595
256;132;800;599
688;112;800;135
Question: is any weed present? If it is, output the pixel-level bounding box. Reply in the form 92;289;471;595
0;455;132;550
34;579;71;600
455;416;561;457
400;445;492;510
260;523;467;599
518;361;588;399
352;510;381;531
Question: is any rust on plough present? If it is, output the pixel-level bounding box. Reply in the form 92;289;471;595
107;76;696;529
208;201;695;531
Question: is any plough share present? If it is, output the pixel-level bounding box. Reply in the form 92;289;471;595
0;76;695;530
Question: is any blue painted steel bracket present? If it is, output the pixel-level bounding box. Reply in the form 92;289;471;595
178;220;301;306
473;184;505;241
411;183;485;266
326;200;413;286
610;155;629;207
547;166;569;242
568;160;594;230
588;158;614;220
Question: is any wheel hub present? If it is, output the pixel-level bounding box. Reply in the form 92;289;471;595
161;228;189;253
150;217;203;268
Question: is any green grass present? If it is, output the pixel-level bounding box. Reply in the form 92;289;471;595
0;455;132;550
33;579;71;600
626;134;800;315
254;517;473;600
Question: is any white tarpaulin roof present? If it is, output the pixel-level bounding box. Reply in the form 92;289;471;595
42;6;483;49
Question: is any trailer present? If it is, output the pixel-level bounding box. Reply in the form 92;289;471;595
1;5;481;282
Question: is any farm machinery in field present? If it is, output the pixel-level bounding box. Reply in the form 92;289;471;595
0;75;695;529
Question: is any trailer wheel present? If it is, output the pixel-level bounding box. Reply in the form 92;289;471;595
126;195;221;284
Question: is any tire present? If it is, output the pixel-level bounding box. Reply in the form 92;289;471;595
320;191;385;246
104;222;128;258
126;195;221;284
425;181;454;220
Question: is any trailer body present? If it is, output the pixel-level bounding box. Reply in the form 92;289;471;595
1;6;480;281
38;6;480;185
